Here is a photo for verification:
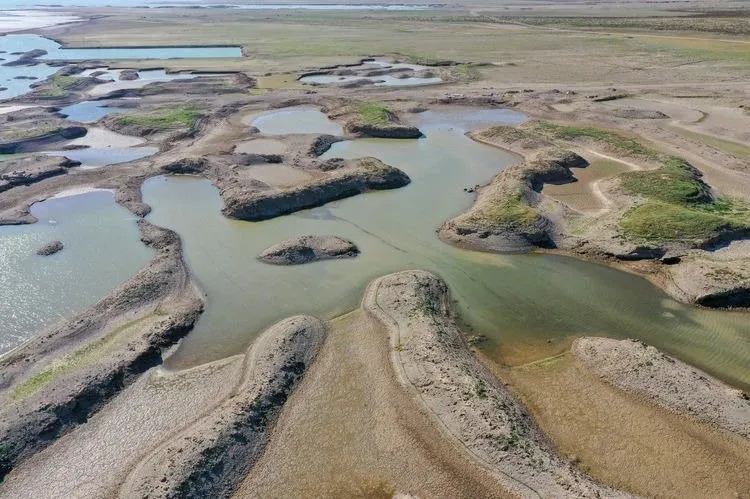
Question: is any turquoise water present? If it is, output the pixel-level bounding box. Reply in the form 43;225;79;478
143;108;750;390
0;191;151;355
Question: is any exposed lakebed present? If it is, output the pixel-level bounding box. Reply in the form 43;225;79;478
138;108;750;390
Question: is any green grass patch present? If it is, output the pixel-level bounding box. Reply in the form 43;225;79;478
620;201;749;242
619;157;711;205
532;121;657;159
397;53;444;65
451;63;481;82
0;125;61;142
356;101;392;126
472;196;541;231
116;106;203;130
13;314;156;401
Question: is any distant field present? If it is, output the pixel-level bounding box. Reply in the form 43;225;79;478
42;6;750;84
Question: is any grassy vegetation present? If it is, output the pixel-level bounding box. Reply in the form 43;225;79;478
451;63;481;82
13;314;155;401
516;16;750;36
116;106;203;130
473;196;542;231
529;121;750;242
476;125;537;143
355;101;392;126
33;75;84;98
620;201;748;242
618;158;750;242
0;125;61;142
619;157;711;205
532;121;657;159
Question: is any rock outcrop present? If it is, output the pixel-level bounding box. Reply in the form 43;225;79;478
35;240;63;256
344;122;422;139
258;235;359;265
0;156;80;193
221;158;410;221
123;315;327;498
440;149;585;252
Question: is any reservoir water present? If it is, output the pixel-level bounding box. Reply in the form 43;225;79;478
0;35;241;100
139;108;750;390
0;190;151;355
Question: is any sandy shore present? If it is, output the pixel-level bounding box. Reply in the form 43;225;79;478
364;270;630;498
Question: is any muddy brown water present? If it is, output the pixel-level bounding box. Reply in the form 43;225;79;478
139;108;750;390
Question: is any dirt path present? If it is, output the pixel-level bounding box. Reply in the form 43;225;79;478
235;310;511;499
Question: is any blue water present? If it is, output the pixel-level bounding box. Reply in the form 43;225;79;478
1;35;240;62
0;34;241;101
59;100;125;123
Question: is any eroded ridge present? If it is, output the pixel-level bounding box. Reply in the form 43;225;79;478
573;337;750;439
121;315;326;498
363;269;631;498
0;221;203;479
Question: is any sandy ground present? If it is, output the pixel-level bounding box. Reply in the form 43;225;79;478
236;309;511;498
234;138;286;155
66;127;145;148
0;11;80;34
503;352;750;498
0;358;243;499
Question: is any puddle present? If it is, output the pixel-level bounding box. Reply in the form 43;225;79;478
59;99;126;123
300;58;442;87
249;107;343;135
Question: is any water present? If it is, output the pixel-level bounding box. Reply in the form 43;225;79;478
0;35;240;101
143;108;750;390
46;146;158;168
0;35;57;101
250;107;343;135
59;99;126;123
0;190;151;355
84;69;204;97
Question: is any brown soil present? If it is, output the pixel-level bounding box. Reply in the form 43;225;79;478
503;353;750;498
236;309;512;499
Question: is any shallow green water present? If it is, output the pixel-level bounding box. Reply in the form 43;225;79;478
0;191;151;355
143;110;750;390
